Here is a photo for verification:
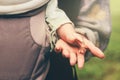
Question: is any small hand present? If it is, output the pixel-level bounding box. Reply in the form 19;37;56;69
56;24;105;68
70;33;105;59
55;39;79;66
57;23;104;59
55;39;87;69
55;38;104;69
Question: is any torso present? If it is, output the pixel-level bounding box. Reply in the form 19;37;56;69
0;0;32;5
0;0;49;14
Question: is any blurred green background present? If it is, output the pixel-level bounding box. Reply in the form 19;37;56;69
76;0;120;80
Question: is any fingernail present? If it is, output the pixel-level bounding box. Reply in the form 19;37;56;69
55;48;61;53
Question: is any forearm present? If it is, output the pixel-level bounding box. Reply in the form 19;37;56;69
75;0;111;51
46;0;73;31
45;0;74;50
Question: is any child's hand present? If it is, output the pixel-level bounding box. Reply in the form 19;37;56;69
55;39;79;67
55;23;105;68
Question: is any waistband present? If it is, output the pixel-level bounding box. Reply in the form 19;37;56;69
0;4;47;18
0;0;49;14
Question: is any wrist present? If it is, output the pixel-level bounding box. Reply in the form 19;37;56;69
57;23;75;41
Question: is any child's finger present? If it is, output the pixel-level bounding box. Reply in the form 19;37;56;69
75;35;104;59
70;52;77;66
77;53;85;69
84;39;105;59
62;49;70;58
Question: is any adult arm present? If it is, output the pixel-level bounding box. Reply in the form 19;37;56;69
45;0;74;50
45;0;111;68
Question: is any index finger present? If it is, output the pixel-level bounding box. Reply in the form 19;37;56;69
76;35;105;59
84;38;105;59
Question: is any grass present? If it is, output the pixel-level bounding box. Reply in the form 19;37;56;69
76;0;120;80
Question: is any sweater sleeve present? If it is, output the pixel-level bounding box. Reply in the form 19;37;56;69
74;0;111;60
45;0;73;50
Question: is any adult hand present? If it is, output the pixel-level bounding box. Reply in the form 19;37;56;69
56;23;105;68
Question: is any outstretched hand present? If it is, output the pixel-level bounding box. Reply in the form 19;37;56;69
55;23;105;69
